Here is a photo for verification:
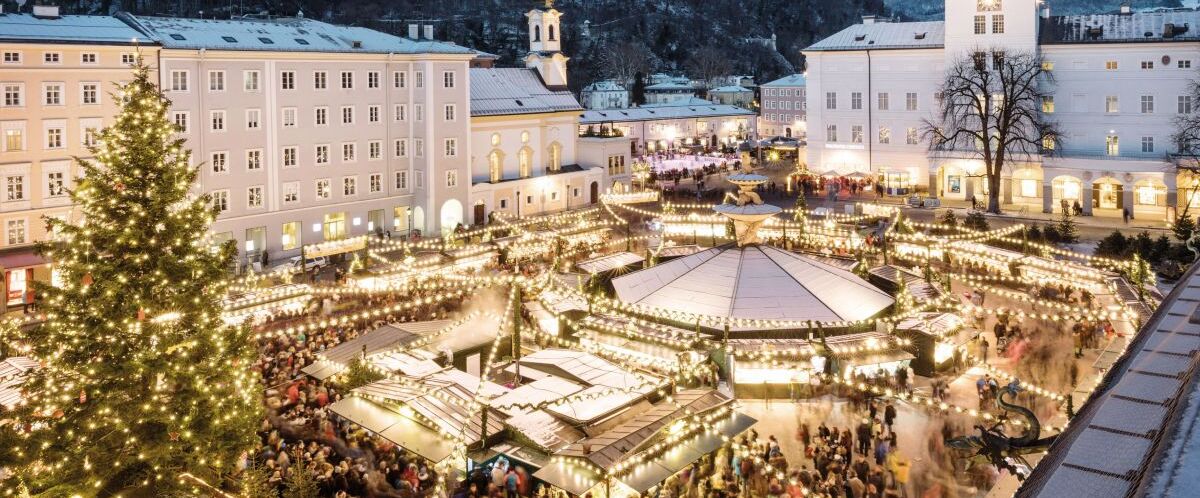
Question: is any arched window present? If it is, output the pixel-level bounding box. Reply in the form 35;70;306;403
489;150;503;183
548;24;556;41
548;142;562;172
519;147;532;178
533;25;541;42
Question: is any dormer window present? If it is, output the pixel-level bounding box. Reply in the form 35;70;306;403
854;34;867;42
914;32;927;40
258;37;275;44
169;34;186;41
222;36;237;43
295;38;310;45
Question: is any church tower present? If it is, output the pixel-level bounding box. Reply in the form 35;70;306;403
524;1;569;89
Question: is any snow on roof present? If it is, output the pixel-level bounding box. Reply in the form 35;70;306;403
491;376;585;416
121;14;474;54
583;80;626;92
1019;263;1200;497
1041;10;1200;44
805;20;945;52
761;74;807;88
710;85;753;93
611;245;894;326
469;68;582;117
0;13;147;45
645;81;695;91
639;96;716;108
579;104;754;124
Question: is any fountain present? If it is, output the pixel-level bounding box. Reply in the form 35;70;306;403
713;163;782;246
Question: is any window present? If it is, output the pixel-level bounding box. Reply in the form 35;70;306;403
395;171;408;190
173;111;189;133
1142;136;1155;153
1180;95;1194;114
315;107;328;126
1106;96;1119;113
316;179;331;199
43;52;60;64
283;182;299;204
394;139;408;157
44;126;63;149
851;92;862;110
1042;61;1055;72
343;177;357;196
825;92;836;110
282;146;297;168
394;71;406;88
342;143;356;162
81;83;98;105
6;176;23;201
118;53;135;65
340;71;353;89
878;92;889;110
1180;60;1193;69
246;149;263;171
368;71;380;89
170;70;189;92
826;124;838;142
6;220;25;245
82;123;99;147
444;138;458;157
974;15;986;35
210;190;229;213
247;186;263;208
1042;96;1055;113
519;148;532;177
443;71;455;88
282;221;300;250
43;83;62;105
1106;135;1119;156
314;71;327;89
549;143;562;171
1141;95;1155;114
368;105;380;123
282;107;297;128
444;104;456;121
415;104;424;121
992;15;1004;34
394;104;407;121
446;170;458;188
208;70;225;91
47;172;65;197
906;92;918;111
415;71;424;88
906;127;919;145
211;110;226;131
315;145;329;165
244;70;260;91
358;140;377;160
2;84;22;106
2;51;21;64
341;106;354;124
415;139;424;157
1105;60;1118;70
851;125;863;144
246;109;261;129
2;123;23;152
1042;135;1055;151
370;173;382;193
1141;61;1154;70
211;152;228;173
281;71;295;90
878;127;891;144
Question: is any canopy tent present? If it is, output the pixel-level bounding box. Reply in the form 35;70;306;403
352;373;508;446
612;245;893;329
328;395;457;463
301;324;421;380
575;251;645;275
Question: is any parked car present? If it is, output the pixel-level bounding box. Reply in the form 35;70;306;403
272;255;330;273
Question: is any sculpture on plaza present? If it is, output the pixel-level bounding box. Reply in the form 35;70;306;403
945;379;1058;481
713;164;782;246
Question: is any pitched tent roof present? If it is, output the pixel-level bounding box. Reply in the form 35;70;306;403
469;68;583;116
0;13;147;45
611;245;893;325
805;20;945;52
761;74;808;87
352;372;508;445
121;14;474;54
1041;10;1200;44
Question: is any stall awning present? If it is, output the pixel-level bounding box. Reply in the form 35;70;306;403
328;396;457;463
618;412;757;493
576;251;645;274
0;248;46;270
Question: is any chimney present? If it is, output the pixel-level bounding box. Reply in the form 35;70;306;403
32;5;61;19
408;24;419;39
862;15;876;25
423;25;434;40
1119;2;1132;15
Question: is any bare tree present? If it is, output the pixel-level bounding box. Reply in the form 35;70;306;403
598;40;656;85
686;46;732;90
924;50;1060;214
1173;77;1200;176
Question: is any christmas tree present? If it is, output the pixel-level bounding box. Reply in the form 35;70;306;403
0;58;261;496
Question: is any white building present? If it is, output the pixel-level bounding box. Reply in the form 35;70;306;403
707;85;754;108
645;80;697;105
803;0;1200;220
758;74;807;138
579;104;756;156
580;79;629;110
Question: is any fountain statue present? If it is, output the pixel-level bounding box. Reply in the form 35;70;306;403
713;162;782;246
945;379;1059;480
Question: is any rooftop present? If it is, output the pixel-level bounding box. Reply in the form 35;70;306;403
0;13;147;45
121;13;475;54
469;68;583;117
761;73;807;88
583;80;627;92
805;20;944;52
710;85;753;93
579;104;754;124
1041;9;1200;44
645;81;695;91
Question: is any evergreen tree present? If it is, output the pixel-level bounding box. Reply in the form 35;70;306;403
0;59;261;496
631;71;647;106
938;209;957;228
1174;213;1196;243
962;211;989;232
1056;206;1080;244
282;464;320;498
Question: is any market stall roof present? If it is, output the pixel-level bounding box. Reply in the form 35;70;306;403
353;373;508;445
390;315;504;355
533;287;590;315
841;350;915;368
515;349;658;391
328;396;456;463
0;356;36;409
301;323;422;380
471;443;553;472
370;350;443;377
657;244;704;259
0;356;37;382
618;412;757;493
491;376;585;416
611;245;893;326
580;314;702;347
894;312;964;337
576;252;645;275
506;409;587;452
